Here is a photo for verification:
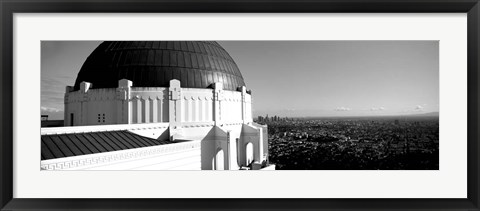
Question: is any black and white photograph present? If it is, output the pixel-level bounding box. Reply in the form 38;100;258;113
41;41;439;170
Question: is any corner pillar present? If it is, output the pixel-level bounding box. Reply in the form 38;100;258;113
64;86;73;126
258;127;265;163
116;79;132;124
240;86;247;124
169;80;182;140
79;81;92;125
213;82;223;126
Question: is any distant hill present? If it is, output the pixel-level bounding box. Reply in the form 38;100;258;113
410;112;439;117
260;112;440;119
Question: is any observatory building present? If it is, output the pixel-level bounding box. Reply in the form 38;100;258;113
41;41;274;170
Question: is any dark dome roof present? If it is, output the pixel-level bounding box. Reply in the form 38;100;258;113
73;41;245;91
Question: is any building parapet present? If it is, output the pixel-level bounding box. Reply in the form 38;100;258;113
41;140;201;170
41;122;170;135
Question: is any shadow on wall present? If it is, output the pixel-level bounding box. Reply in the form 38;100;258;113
200;127;217;170
157;128;170;141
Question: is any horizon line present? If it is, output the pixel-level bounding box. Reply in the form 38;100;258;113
253;112;439;119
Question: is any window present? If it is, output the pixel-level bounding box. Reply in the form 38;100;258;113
98;113;106;123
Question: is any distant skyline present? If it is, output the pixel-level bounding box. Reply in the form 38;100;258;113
41;41;439;120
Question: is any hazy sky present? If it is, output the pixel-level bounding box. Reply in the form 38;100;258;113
41;41;439;120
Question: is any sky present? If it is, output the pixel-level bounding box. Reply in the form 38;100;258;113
41;41;439;120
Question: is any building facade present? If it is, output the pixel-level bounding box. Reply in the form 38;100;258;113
41;41;274;170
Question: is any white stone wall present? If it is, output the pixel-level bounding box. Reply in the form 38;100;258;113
41;121;271;170
181;89;214;123
130;88;169;124
245;94;253;123
220;91;243;123
240;123;267;166
64;87;118;126
60;79;271;170
64;80;252;128
41;122;170;135
41;140;201;170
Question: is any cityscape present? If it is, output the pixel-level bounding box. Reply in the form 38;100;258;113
41;41;439;171
256;114;439;170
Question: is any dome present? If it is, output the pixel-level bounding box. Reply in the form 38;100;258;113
73;41;246;91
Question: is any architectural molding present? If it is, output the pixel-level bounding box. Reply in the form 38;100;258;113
41;123;169;135
41;140;201;170
55;40;271;170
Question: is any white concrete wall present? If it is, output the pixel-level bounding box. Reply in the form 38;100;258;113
60;79;269;170
181;88;214;123
240;123;267;166
41;122;269;170
245;94;253;123
127;126;169;140
221;91;242;123
41;122;170;135
41;140;201;170
196;125;245;170
130;87;169;124
64;88;118;126
253;122;269;159
64;80;252;127
180;122;215;140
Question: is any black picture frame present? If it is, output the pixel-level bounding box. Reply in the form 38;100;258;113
1;0;479;210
